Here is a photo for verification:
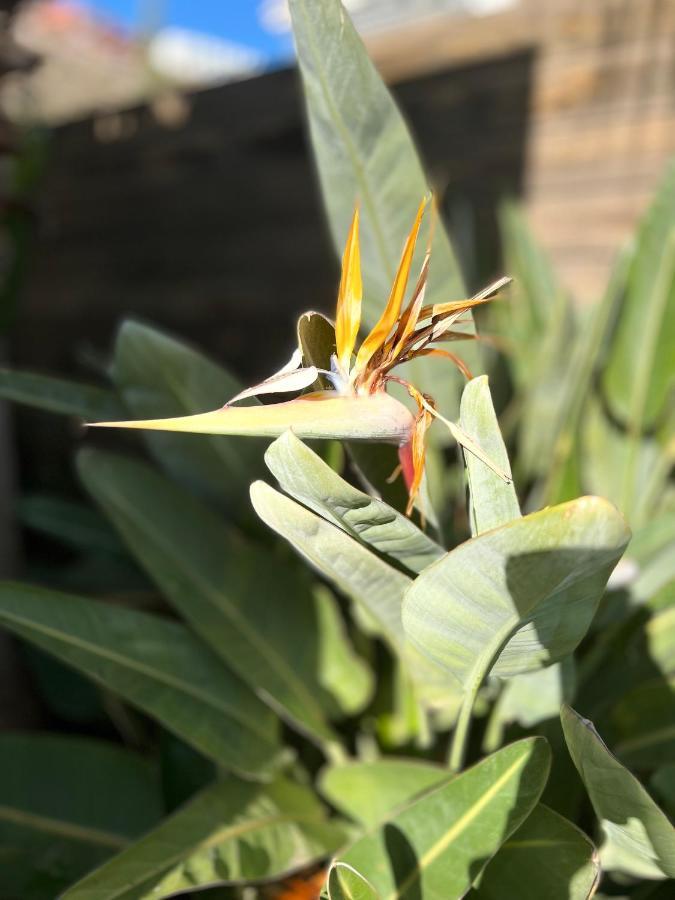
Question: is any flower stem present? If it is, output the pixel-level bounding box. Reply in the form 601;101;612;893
448;632;508;772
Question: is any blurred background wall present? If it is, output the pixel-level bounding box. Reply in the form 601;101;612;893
2;0;675;505
3;0;675;381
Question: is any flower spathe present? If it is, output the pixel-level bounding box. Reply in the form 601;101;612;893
91;200;511;515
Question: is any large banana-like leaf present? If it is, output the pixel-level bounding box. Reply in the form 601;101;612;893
321;758;597;900
0;735;161;900
288;0;462;311
250;479;411;657
403;497;630;687
111;321;266;509
336;738;550;899
561;704;675;880
0;368;123;419
0;583;283;777
78;448;339;746
604;160;675;428
313;584;374;716
61;777;346;900
458;376;520;536
468;804;599;900
610;675;675;769
264;432;443;574
288;0;467;412
319;760;448;830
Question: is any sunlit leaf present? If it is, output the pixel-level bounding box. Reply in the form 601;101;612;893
458;376;520;536
403;497;630;686
62;777;346;900
561;704;675;880
337;738;550;899
320;759;447;829
264;431;443;574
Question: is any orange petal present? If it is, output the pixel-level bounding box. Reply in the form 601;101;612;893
404;407;433;517
387;249;430;364
355;199;427;375
335;206;362;372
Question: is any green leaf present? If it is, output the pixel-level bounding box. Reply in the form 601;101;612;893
337;737;550;899
561;704;675;879
458;376;520;536
18;495;123;555
403;497;630;687
78;448;338;745
298;310;337;389
111;321;265;508
329;862;380;900
604;160;675;428
0;369;123;419
0;734;161;900
288;0;462;313
469;804;599;900
62;777;346;900
485;660;576;753
250;479;410;658
264;432;444;574
320;760;447;830
288;0;465;412
0;583;282;777
611;676;675;769
314;585;373;716
651;764;675;819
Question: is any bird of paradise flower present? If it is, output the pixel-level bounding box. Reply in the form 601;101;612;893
92;199;511;515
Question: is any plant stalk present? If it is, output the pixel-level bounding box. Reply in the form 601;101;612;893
448;628;511;772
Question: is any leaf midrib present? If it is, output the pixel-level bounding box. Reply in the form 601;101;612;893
95;479;331;739
75;808;330;900
0;607;273;743
0;804;129;849
384;749;532;899
294;0;394;290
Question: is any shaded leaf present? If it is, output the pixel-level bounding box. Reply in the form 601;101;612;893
0;734;161;900
0;583;282;777
469;804;599;900
62;777;346;900
78;448;338;745
0;369;122;419
111;321;266;509
651;764;675;820
264;431;443;574
485;660;576;753
561;704;675;880
403;497;630;686
18;495;123;555
338;737;550;899
611;676;675;769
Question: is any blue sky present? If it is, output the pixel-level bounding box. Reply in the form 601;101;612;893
87;1;293;65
